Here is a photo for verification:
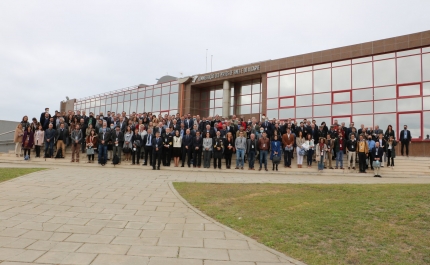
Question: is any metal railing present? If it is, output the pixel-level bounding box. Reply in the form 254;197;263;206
0;130;14;136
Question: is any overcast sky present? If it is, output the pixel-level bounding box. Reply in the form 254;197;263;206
1;0;429;121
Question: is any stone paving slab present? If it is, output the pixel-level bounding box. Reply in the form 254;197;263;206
0;163;429;265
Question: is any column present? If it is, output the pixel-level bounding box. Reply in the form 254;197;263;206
222;80;231;118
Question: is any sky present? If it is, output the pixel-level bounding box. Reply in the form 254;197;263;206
0;0;429;122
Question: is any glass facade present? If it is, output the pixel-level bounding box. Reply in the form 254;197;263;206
267;46;430;141
74;81;179;116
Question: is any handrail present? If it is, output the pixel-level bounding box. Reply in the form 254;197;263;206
0;130;14;136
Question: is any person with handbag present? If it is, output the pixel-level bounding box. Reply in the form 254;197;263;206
86;129;98;163
315;137;327;172
371;141;384;177
295;131;305;168
270;135;282;171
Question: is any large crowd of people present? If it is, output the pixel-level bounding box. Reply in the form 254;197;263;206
13;107;414;177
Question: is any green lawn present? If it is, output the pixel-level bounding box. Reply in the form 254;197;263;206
174;183;430;265
0;168;46;183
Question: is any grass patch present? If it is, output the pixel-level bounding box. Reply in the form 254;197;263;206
174;183;430;265
0;168;46;183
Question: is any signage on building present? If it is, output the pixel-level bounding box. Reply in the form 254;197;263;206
196;65;260;82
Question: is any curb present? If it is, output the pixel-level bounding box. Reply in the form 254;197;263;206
168;181;308;265
0;168;52;185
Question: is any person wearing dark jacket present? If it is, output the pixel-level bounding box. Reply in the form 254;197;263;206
44;123;56;158
131;128;142;165
371;141;384;177
333;134;345;169
213;131;224;169
376;134;387;167
152;131;163;170
98;124;111;165
192;131;203;168
40;108;50;128
399;125;412;156
22;126;34;159
55;124;68;159
162;128;173;166
181;129;193;167
346;134;357;170
142;128;153;166
111;125;124;164
70;124;83;162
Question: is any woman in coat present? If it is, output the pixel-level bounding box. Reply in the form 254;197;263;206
295;131;305;168
270;134;281;171
123;126;133;162
305;133;315;168
386;136;397;167
86;129;98;163
223;132;235;169
172;130;182;167
22;126;34;159
14;124;24;157
315;137;328;172
384;125;395;141
34;125;44;158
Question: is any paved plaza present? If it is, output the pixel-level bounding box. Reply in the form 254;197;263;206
0;161;429;265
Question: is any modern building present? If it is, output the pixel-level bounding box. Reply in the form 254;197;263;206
63;30;430;155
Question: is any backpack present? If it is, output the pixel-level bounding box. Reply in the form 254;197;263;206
112;155;120;166
55;148;63;159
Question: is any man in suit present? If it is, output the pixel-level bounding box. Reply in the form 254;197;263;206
192;131;203;168
40;108;50;126
261;119;272;138
98;122;111;165
282;128;295;168
119;117;127;132
162;127;173;166
152;131;163;170
142;128;153;166
203;124;215;138
190;124;199;137
400;125;412;156
184;114;194;130
181;129;193;167
371;141;384;177
111;125;124;164
153;122;165;136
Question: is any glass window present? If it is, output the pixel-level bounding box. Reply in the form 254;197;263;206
145;97;152;111
124;93;130;101
333;91;350;103
267;77;279;98
332;103;351;115
374;59;396;86
240;105;251;115
106;97;111;105
332;60;350;67
146;89;153;97
266;109;278;120
252;94;260;104
352;57;372;64
111;103;117;113
117;102;123;113
424;111;430;139
332;65;351;91
296;95;312;107
94;107;100;115
239;95;251;105
397;55;421;84
398;97;422;112
267;71;279;77
352;62;372;89
296;72;312;95
296;107;312;118
398;84;421;97
313;63;331;70
131;93;137;100
423;54;430;81
130;101;137;113
170;93;178;109
280;69;295;75
399;113;421;139
353;88;373;102
423;97;430;110
201;90;209;100
425;83;430;96
171;84;179;93
153;96;160;111
118;94;124;102
136;101;144;113
280;97;294;108
161;95;169;110
374;53;395;60
112;96;117;103
162;86;170;94
332;116;350;126
267;98;279;109
374;99;396;113
374;86;396;100
210;100;214;109
252;81;261;94
353;115;373;130
313;69;331;93
215;90;223;98
95;99;100;107
374;113;396;135
397;49;420;57
241;82;252;95
424;47;430;53
123;101;130;113
296;66;312;72
153;88;161;96
313;105;331;117
279;108;295;119
353;102;373;115
313;93;331;105
279;74;295;96
215;98;222;108
138;91;145;99
252;104;261;113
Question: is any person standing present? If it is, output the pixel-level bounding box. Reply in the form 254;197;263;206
172;130;182;167
386;136;397;167
346;134;357;170
181;129;193;167
131;128;142;165
295;131;305;168
86;129;97;163
399;125;412;157
112;125;124;164
152;131;163;170
384;125;395;141
123;126;133;162
246;133;258;170
213;131;224;169
376;134;386;167
324;134;334;169
143;128;153;166
270;135;281;171
22;126;34;159
56;123;68;159
305;134;315;168
235;131;246;170
98;122;110;165
44;123;56;158
191;131;203;168
202;132;213;168
357;134;369;173
224;132;234;169
14;124;24;157
34;125;44;158
371;141;384;177
70;124;82;162
258;132;270;171
333;134;345;169
162;127;173;166
282;128;295;168
315;138;327;172
367;135;376;170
